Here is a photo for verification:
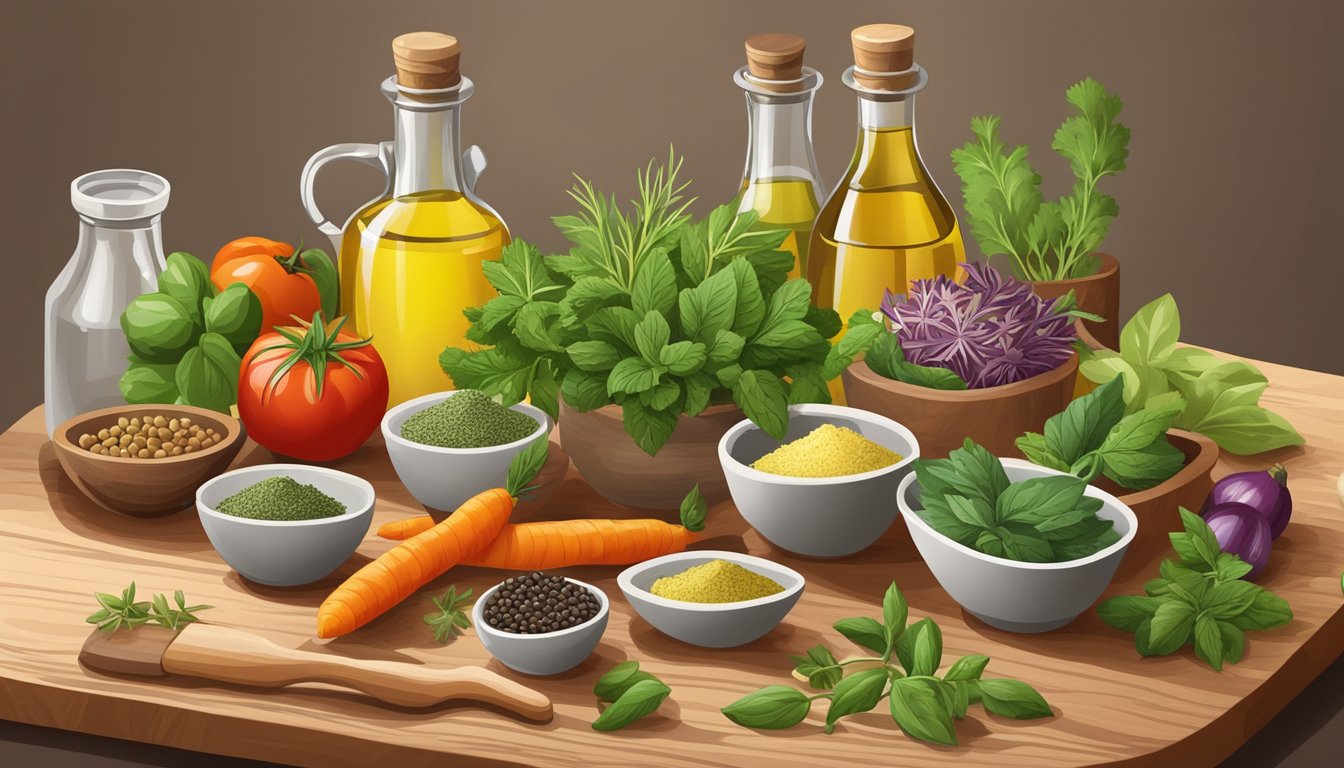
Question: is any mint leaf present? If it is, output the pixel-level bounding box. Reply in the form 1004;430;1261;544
678;267;737;343
621;398;678;456
1097;595;1162;632
567;341;621;372
1218;621;1246;665
587;306;641;351
1098;395;1183;454
995;475;1087;525
630;249;677;317
639;380;680;411
895;618;940;676
1146;600;1195;655
1229;590;1293;631
1193;615;1224;671
560;369;609;412
1100;439;1187;491
731;369;788;440
707;330;745;366
882;582;908;648
633;310;671;364
659;341;707;376
726;259;767;339
682;372;714;416
607;358;665;395
947;495;996;528
481;241;563;300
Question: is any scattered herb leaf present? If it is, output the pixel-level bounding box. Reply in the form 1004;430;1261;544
423;585;473;644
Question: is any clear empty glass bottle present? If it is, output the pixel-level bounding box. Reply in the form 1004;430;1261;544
808;24;964;327
736;33;824;280
301;32;509;407
45;170;170;435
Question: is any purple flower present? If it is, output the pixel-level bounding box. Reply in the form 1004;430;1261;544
879;262;1077;389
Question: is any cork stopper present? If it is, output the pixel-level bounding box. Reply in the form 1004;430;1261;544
744;33;807;92
392;32;461;91
850;24;916;90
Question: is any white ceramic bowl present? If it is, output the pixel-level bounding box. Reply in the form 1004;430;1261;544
718;404;920;558
473;577;609;675
618;551;804;648
897;458;1139;633
196;464;375;587
382;391;550;513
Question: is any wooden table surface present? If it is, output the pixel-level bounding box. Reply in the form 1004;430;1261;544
1;352;1343;768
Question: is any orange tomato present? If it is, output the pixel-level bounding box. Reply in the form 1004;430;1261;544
211;236;322;334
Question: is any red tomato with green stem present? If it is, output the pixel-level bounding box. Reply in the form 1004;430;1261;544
238;313;389;461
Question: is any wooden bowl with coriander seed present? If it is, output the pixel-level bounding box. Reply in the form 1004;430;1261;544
52;404;245;517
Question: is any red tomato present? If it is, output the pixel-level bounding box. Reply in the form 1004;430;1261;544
237;315;389;461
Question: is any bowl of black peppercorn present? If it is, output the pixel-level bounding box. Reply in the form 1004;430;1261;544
473;572;610;676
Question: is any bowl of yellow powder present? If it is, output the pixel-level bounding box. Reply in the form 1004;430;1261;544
718;404;920;558
617;551;804;648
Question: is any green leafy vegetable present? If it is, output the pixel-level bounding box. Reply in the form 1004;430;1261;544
204;282;263;355
951;77;1129;280
85;582;210;633
1016;376;1186;491
119;357;181;404
122;293;199;363
175;332;243;413
442;151;838;456
721;582;1051;742
1097;508;1292;669
913;438;1119;562
1079;294;1303;455
422;585;473;644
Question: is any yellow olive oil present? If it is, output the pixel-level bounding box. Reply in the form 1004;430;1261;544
741;177;820;280
341;190;508;406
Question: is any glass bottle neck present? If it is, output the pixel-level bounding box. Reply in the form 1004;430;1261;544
857;93;915;131
392;102;465;197
741;91;822;187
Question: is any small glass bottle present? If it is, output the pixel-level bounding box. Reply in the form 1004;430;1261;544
44;170;170;435
301;32;509;407
736;33;824;280
808;24;964;327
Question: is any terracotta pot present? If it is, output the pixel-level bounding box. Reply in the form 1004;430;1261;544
1095;429;1218;547
557;397;744;511
1029;252;1121;350
841;354;1078;459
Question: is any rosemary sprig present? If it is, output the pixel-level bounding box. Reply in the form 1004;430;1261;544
85;583;211;633
424;585;474;643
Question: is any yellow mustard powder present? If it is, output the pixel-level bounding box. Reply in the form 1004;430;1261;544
750;424;902;478
649;559;785;603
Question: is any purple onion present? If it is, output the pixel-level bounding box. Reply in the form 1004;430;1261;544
1201;464;1292;539
1203;502;1272;578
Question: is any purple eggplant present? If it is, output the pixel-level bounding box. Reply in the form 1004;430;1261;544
1201;464;1292;540
1204;502;1272;578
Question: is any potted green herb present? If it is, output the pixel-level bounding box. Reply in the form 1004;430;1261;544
1016;376;1218;543
830;261;1088;458
951;77;1128;348
441;153;839;510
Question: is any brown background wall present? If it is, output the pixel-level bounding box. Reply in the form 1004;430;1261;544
1;1;1342;766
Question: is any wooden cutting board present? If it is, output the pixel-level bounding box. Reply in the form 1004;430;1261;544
2;348;1343;768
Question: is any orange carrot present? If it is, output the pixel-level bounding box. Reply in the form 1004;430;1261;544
378;485;709;569
315;434;549;639
378;515;437;540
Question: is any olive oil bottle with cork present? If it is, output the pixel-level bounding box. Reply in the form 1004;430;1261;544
735;33;825;280
808;24;965;326
301;32;509;407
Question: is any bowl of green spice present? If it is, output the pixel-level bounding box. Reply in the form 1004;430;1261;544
196;464;375;587
382;390;549;516
718;403;920;558
617;551;804;648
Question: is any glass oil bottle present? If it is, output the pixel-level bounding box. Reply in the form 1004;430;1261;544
301;32;509;407
736;33;824;280
809;24;964;328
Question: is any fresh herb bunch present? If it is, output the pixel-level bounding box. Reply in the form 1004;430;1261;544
423;585;473;644
914;438;1120;563
1080;294;1303;455
951;77;1129;281
120;251;268;412
592;661;672;731
1098;509;1292;670
721;582;1051;743
1017;377;1187;491
85;582;211;633
441;151;840;456
823;262;1091;391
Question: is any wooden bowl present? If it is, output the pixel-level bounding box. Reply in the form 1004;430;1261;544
1094;432;1218;547
52;404;245;517
841;354;1078;459
1029;252;1121;350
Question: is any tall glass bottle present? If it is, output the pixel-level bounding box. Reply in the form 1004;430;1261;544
808;24;964;327
736;33;824;280
301;32;508;407
45;170;169;435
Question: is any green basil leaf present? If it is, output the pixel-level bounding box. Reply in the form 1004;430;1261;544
731;369;788;440
824;669;889;733
568;340;621;372
634;310;672;364
297;248;340;319
950;680;974;719
891;359;969;390
1043;376;1126;463
888;676;958;746
1178;508;1221;570
1179;404;1304;456
785;363;830;405
947;495;996;529
679;484;707;532
560;277;624;322
630;249;677;317
682;372;715;417
805;305;843;340
760;278;811;329
721;685;812;730
620;398;678;457
1097;395;1184;455
1228;589;1293;631
203;282;263;353
1205;579;1260;619
1119;293;1180;367
833;617;887;655
942;439;1012;508
1192;615;1225;670
593;661;659;702
1145;599;1196;655
821;321;881;380
158;252;212;321
994;475;1087;526
978;678;1053;719
678;268;737;343
175;333;241;413
659;341;707;376
1016;432;1071;472
997;524;1057;562
560;369;609;412
799;644;842;689
1214;553;1254;582
119;357;181;404
943;654;990;682
607;357;665;395
1097;595;1162;632
591;678;670;731
895;618;940;676
639;380;681;411
882;582;908;648
122;293;200;363
715;363;743;389
864;331;905;380
1100;438;1188;491
1218;620;1246;665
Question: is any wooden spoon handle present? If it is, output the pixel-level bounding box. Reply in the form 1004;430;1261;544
162;624;552;721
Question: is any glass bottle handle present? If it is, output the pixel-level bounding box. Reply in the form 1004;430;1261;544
299;142;394;252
